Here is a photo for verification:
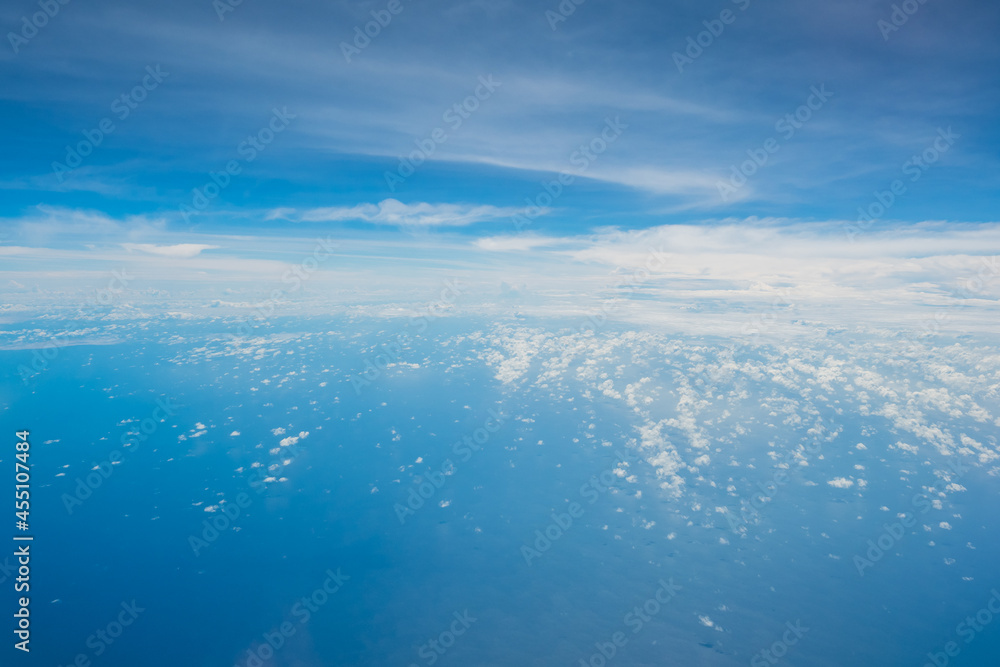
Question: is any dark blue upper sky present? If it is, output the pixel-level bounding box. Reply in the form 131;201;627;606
1;0;998;237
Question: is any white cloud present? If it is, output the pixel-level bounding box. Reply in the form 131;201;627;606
475;235;561;252
593;167;724;198
269;199;524;227
121;243;217;258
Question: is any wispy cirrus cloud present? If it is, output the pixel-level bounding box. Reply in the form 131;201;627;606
121;243;218;258
474;235;564;252
1;0;997;224
267;199;529;227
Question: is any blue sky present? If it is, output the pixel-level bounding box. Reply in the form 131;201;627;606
2;0;998;228
1;0;998;330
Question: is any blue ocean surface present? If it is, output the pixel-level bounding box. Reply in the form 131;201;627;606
2;316;998;666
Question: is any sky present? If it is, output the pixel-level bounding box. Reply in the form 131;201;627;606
4;6;1000;666
1;0;999;330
